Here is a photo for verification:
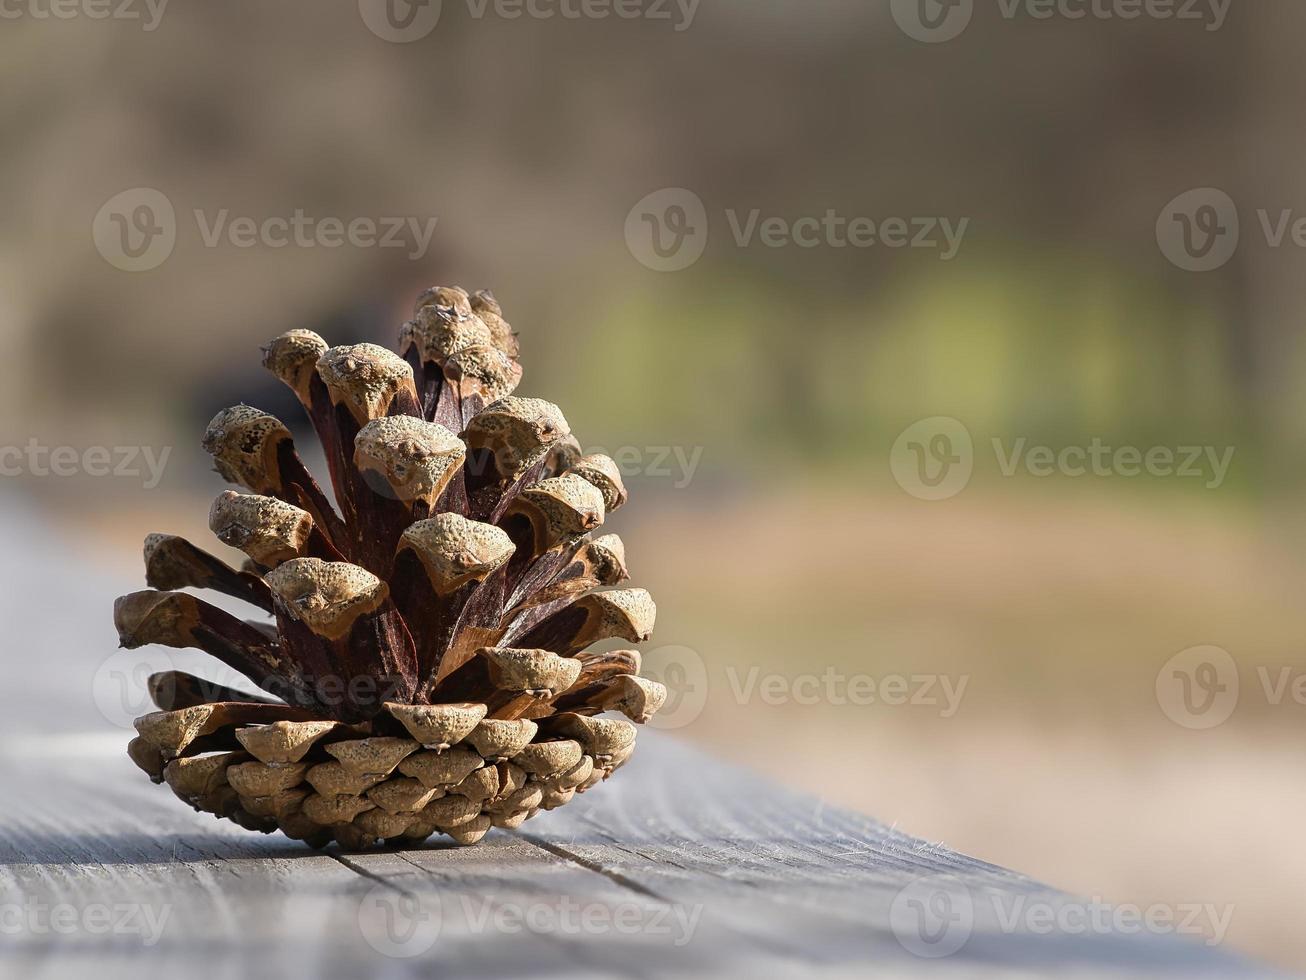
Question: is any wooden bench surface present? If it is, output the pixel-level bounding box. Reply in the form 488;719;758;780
0;503;1280;978
0;732;1276;979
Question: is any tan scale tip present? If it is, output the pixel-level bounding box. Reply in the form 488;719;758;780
463;397;570;481
513;739;583;779
128;736;166;781
133;704;219;757
354;415;466;507
445;814;492;845
586;534;629;585
317;343;416;424
234;720;339;764
494;783;544;814
263;558;388;640
398;747;483;788
465;719;538;760
401;305;494;365
262;329;328;404
550;713;638;758
511;474;606;552
202;406;291;493
114;590;200;649
397;514;514;594
303;793;376;826
367;777;438;814
384;701;486;748
539;788;576;811
597;675;667;723
548;756;596;792
424;794;481;829
353;808;417;842
209;490;314;567
445;345;522;404
568;454;628;512
414;285;472;318
324;737;419;776
588;588;657;643
226;761;308;798
449;766;499;803
142;534;191;591
304;761;386;797
480;648;582;698
163;752;242;802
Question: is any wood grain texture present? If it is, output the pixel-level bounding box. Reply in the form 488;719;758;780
0;499;1282;977
0;735;1278;979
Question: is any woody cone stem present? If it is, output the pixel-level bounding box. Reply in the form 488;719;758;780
116;284;673;850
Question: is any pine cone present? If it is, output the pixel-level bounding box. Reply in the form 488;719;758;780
114;286;667;850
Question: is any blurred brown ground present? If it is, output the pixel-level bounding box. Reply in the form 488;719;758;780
7;0;1306;972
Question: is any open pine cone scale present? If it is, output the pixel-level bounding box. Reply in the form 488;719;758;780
114;286;667;850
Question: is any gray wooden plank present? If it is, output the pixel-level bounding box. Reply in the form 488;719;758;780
0;733;1279;979
516;735;1280;978
0;498;1283;977
0;744;774;980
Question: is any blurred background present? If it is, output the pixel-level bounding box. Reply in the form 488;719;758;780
4;0;1306;971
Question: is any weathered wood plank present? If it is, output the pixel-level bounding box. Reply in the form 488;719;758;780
0;734;1277;978
0;502;1280;977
